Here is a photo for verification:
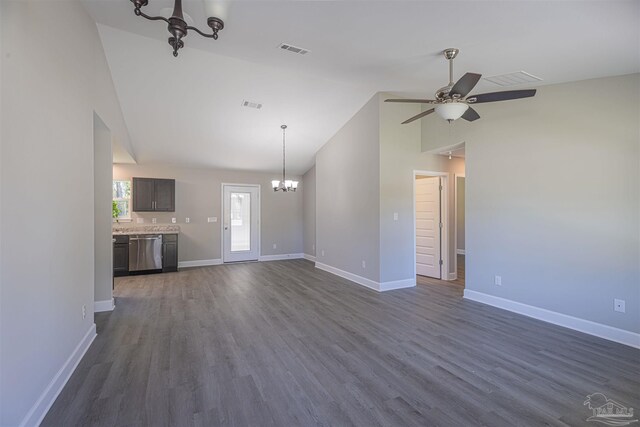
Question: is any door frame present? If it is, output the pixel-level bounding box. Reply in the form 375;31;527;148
413;170;450;281
221;183;261;263
454;173;465;281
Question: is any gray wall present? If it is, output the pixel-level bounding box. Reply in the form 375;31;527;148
113;164;303;262
302;165;316;257
316;95;381;282
94;114;113;304
315;93;464;285
456;177;465;251
0;2;132;425
379;94;464;283
425;74;640;334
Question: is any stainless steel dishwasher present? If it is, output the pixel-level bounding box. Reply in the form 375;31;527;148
129;234;163;272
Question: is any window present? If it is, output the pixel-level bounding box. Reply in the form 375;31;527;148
113;180;131;221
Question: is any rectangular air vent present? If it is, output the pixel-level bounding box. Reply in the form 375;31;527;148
484;71;542;87
279;43;310;55
242;100;262;109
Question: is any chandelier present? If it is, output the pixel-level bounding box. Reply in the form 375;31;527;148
272;125;298;192
130;0;225;57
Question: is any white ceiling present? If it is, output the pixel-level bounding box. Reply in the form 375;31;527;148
85;0;640;174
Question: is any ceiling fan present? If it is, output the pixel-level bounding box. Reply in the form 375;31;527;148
386;48;537;124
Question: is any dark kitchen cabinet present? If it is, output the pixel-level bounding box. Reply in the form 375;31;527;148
162;234;178;273
113;235;129;277
132;177;175;212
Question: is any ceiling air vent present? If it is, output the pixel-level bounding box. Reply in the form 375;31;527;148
242;100;262;109
483;71;542;87
279;43;310;55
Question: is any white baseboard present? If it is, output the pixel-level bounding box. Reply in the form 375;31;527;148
316;262;379;291
456;249;466;255
259;253;304;262
463;290;640;349
178;258;222;268
179;255;305;268
448;272;458;281
315;262;415;292
379;278;416;291
20;323;97;427
303;253;316;262
94;298;115;313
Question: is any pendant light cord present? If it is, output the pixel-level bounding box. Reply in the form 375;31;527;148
282;126;286;183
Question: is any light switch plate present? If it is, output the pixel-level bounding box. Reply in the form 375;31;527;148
208;217;217;223
171;218;176;224
152;218;157;224
273;243;277;249
185;218;190;223
494;275;502;286
136;218;144;224
393;212;398;221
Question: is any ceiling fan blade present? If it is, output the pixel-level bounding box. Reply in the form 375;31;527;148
461;106;480;122
450;72;482;98
385;98;436;104
467;89;536;104
401;108;435;124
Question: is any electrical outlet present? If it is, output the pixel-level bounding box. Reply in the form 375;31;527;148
82;305;86;319
208;217;217;223
321;250;325;257
494;275;502;286
273;243;277;249
185;218;190;223
614;299;626;313
136;218;144;224
393;212;398;221
362;260;366;269
152;218;157;224
172;218;176;224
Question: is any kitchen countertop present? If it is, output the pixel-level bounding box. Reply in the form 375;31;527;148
112;225;181;235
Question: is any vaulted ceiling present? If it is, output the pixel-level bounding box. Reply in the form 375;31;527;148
84;0;640;174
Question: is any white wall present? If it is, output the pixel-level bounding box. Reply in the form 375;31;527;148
316;95;381;282
423;74;640;335
113;164;303;262
302;165;316;257
456;177;465;251
0;2;132;425
94;114;113;306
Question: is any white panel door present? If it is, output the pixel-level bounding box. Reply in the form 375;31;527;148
416;177;441;278
223;185;260;262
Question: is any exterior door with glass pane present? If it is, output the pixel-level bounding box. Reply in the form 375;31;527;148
223;185;260;262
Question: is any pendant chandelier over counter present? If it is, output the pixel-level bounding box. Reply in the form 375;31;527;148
129;0;225;57
272;125;298;192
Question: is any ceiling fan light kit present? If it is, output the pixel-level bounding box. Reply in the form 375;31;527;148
386;48;537;124
130;0;225;57
272;125;298;192
435;103;469;122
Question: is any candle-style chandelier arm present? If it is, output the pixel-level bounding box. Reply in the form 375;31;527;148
132;7;171;25
186;18;224;40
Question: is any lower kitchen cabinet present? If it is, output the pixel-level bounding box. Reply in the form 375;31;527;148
162;234;178;273
113;235;129;277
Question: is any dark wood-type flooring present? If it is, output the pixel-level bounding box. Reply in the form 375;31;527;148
43;259;639;426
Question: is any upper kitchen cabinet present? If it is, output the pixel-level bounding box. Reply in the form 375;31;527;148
132;177;175;212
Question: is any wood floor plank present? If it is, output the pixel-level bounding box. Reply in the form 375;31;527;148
42;259;639;426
